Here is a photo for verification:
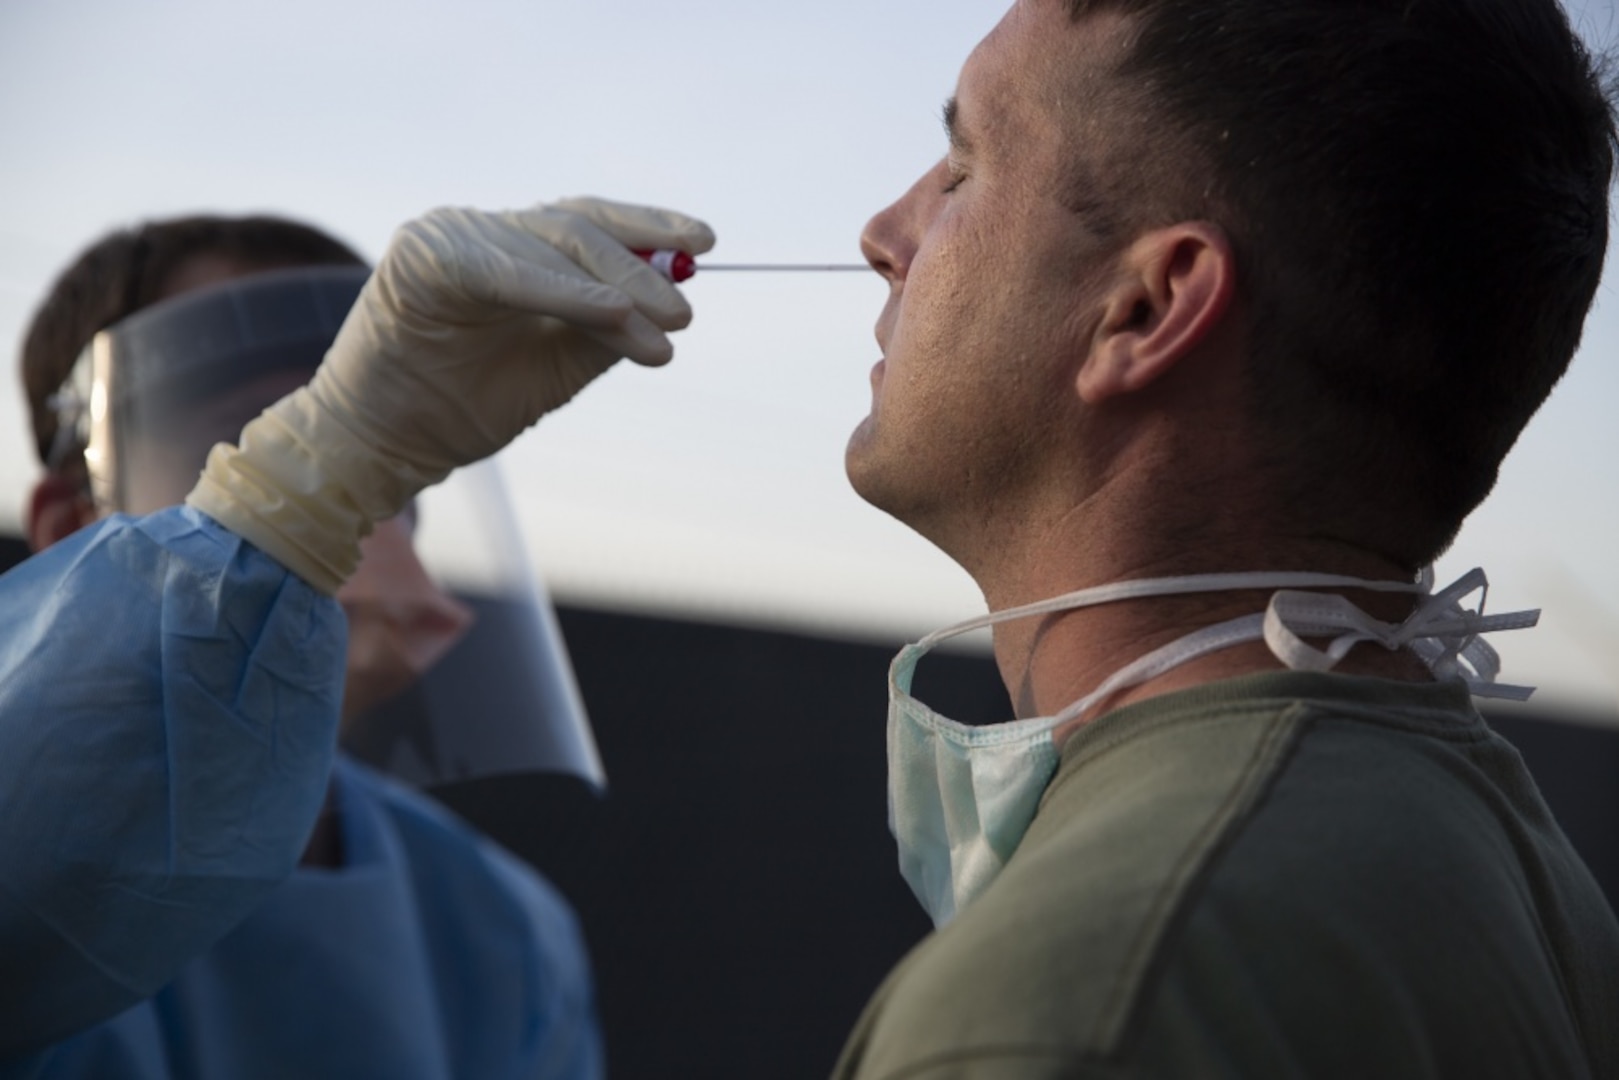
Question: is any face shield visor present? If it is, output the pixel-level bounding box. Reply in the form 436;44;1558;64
50;265;603;790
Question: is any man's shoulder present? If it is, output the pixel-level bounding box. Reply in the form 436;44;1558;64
844;674;1618;1078
1019;671;1514;923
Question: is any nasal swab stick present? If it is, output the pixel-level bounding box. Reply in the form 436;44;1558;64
635;249;866;283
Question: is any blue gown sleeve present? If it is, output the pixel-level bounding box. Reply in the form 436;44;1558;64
0;506;346;1056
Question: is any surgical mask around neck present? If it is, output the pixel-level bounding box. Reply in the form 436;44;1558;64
887;567;1538;927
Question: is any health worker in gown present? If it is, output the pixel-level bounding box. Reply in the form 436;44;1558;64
0;202;714;1079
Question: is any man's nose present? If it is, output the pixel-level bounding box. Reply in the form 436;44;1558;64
860;202;906;282
861;160;946;283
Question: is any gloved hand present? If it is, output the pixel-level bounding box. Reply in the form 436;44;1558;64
187;197;715;593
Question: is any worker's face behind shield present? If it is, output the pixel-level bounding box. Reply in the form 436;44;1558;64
58;267;603;790
338;512;475;724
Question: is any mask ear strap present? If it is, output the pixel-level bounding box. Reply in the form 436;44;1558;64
1260;570;1540;701
905;567;1534;726
1262;592;1391;673
913;569;1428;653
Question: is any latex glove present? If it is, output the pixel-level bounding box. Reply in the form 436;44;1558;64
187;197;715;593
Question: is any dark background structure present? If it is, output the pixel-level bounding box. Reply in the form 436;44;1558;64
2;535;1615;1079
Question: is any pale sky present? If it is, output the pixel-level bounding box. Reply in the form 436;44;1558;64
2;1;1616;718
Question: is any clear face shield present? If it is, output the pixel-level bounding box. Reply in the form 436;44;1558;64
49;266;604;790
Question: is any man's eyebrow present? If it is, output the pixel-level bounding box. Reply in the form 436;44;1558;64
942;96;973;155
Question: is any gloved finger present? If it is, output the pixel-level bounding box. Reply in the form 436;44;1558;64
384;209;635;331
506;206;696;331
582;309;677;368
549;196;717;256
453;241;637;332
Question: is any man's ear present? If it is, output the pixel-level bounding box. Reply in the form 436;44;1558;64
27;471;98;552
1078;221;1235;404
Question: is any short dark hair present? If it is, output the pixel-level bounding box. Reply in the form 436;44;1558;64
19;214;366;465
1067;0;1616;567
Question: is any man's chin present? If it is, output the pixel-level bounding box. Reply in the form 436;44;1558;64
844;423;919;527
844;418;883;503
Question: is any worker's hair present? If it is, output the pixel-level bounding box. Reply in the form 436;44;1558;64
20;214;366;465
1066;0;1616;567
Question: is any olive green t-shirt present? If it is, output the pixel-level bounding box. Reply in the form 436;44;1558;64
834;672;1619;1079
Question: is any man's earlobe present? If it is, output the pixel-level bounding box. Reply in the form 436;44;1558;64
27;472;98;552
1077;222;1235;404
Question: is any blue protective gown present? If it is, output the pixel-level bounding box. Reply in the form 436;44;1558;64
0;508;601;1079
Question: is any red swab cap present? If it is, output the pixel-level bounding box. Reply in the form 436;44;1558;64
633;249;697;283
